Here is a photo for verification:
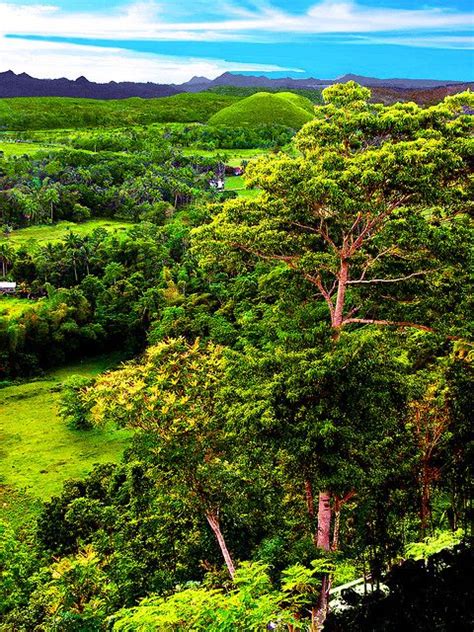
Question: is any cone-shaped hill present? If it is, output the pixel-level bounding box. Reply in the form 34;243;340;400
208;91;315;129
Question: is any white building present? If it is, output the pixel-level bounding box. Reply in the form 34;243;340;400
0;282;17;294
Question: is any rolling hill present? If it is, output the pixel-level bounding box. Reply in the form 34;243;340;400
208;92;315;129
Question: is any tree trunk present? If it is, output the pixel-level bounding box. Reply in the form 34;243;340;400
332;508;341;551
205;510;236;578
317;491;332;550
315;491;332;629
420;460;432;536
332;260;349;327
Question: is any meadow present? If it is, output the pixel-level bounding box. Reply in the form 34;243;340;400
0;355;130;517
0;141;57;157
0;295;48;317
3;219;133;248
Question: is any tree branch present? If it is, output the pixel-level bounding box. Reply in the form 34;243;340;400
341;318;472;343
347;270;431;285
342;318;435;332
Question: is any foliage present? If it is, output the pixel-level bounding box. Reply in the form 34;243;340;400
110;560;330;631
0;93;240;130
0;520;39;615
404;529;464;561
59;375;95;429
0;83;472;630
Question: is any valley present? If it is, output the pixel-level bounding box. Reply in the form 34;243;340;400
0;82;472;631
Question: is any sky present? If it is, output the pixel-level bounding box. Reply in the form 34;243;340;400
0;1;473;83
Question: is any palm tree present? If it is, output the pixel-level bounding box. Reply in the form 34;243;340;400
0;242;14;277
64;232;83;282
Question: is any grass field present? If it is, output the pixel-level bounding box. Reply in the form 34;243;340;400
0;141;57;157
0;354;131;515
3;219;133;248
0;296;49;318
225;174;260;199
181;147;268;166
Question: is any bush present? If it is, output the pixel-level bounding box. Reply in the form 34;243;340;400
58;375;94;430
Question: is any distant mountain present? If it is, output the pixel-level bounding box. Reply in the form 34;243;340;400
179;72;330;92
0;69;471;100
0;70;181;99
334;73;468;89
179;71;469;92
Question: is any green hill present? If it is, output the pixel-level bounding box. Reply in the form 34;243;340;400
208;92;315;129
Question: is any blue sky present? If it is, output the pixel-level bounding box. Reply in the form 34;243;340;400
0;1;473;82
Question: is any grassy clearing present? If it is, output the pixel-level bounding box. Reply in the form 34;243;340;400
181;147;268;166
0;296;49;318
0;354;130;508
225;174;260;199
3;219;133;248
0;141;56;157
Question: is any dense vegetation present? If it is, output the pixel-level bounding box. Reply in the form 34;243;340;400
0;83;472;631
0;93;239;130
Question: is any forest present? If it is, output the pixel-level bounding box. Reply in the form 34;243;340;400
0;82;473;631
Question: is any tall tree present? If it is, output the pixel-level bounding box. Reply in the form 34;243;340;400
192;83;473;620
82;338;246;578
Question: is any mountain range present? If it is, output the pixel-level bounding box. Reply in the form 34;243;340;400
0;70;180;99
0;69;471;100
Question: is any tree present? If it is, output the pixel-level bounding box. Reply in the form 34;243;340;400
0;242;14;277
39;182;61;223
226;331;410;625
192;83;473;620
193;85;472;338
82;338;246;578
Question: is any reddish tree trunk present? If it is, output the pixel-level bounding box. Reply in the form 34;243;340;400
333;260;349;327
420;460;432;536
205;511;236;578
332;509;341;552
315;491;332;629
317;490;332;550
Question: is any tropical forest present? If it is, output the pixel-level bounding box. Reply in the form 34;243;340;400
0;81;472;631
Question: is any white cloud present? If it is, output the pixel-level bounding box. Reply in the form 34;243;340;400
0;36;302;82
353;34;474;50
0;0;471;82
0;0;472;41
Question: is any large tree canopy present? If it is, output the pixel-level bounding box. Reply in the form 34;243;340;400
193;84;473;339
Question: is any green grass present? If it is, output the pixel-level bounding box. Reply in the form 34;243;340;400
181;147;269;166
208;92;315;129
0;141;56;157
0;354;131;505
4;219;133;248
225;175;246;191
225;174;261;199
233;188;261;199
0;296;49;318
